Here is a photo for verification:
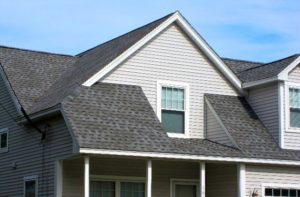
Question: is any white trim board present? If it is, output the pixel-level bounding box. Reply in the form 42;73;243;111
82;12;243;95
278;56;300;80
80;148;300;166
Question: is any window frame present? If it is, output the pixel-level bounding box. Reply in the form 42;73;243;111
90;175;146;197
285;83;300;132
262;183;300;197
24;175;38;197
170;179;199;197
157;80;190;138
0;128;8;153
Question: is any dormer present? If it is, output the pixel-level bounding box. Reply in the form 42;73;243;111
225;55;300;150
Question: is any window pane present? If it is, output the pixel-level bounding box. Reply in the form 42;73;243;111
290;189;296;197
175;185;196;197
178;89;184;110
172;88;178;110
162;87;166;109
166;88;172;109
290;109;300;128
162;110;184;133
121;182;145;197
25;180;36;197
273;189;280;196
0;133;7;148
265;188;273;196
282;189;288;196
90;181;115;197
290;88;300;108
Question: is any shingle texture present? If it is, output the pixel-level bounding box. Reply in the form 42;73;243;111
205;94;300;160
29;13;173;114
62;83;243;157
0;46;77;110
223;55;300;83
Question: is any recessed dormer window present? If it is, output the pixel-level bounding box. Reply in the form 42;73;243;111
289;88;300;128
157;81;189;138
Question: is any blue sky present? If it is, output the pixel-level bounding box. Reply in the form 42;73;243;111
0;0;299;62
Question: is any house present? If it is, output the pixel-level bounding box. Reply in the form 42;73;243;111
1;11;300;197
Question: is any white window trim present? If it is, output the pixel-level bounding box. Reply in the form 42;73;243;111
261;183;300;197
90;175;146;197
285;82;300;133
157;80;190;138
0;128;8;153
24;175;38;197
170;178;199;197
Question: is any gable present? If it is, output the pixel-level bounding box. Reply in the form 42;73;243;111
101;23;238;138
288;65;300;84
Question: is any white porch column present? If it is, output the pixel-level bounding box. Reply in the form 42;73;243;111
55;160;63;197
199;162;205;197
84;156;90;197
238;163;246;197
147;160;152;197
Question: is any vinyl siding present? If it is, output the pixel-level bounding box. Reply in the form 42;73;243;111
63;157;200;197
206;163;237;197
247;83;279;143
102;24;238;138
246;165;300;197
205;103;233;147
284;66;300;149
0;74;74;197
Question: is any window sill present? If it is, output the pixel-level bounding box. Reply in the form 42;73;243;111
167;133;189;138
286;128;300;133
0;147;8;153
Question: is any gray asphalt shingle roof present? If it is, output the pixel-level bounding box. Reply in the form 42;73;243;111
205;94;300;161
0;46;77;110
223;55;300;83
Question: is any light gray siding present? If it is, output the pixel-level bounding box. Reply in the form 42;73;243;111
246;165;300;197
247;83;279;143
102;24;238;138
284;66;300;149
205;103;233;147
0;74;74;197
63;157;200;197
206;163;237;197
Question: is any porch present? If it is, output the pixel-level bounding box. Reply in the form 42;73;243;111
55;156;245;197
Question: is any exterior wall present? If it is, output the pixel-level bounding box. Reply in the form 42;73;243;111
205;103;233;147
284;66;300;149
206;163;237;197
247;83;279;143
0;74;74;197
63;157;200;197
246;165;300;197
102;24;238;138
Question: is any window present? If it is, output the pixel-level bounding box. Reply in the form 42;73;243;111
0;128;8;152
289;88;300;128
90;180;145;197
161;87;185;133
24;176;38;197
265;187;300;197
157;81;189;137
171;180;198;197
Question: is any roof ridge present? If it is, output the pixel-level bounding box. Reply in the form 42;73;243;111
221;57;264;65
75;12;175;57
0;44;75;57
239;54;300;73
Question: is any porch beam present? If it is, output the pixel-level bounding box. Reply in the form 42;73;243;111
147;160;152;197
84;156;90;197
238;163;246;197
199;162;205;197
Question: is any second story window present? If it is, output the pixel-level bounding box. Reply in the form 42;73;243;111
157;81;189;137
0;128;8;152
161;87;185;134
289;88;300;128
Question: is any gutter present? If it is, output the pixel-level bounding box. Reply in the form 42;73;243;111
242;76;280;89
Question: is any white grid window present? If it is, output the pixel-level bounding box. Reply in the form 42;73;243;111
265;187;300;197
289;88;300;128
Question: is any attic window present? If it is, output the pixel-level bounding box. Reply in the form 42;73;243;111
0;128;8;153
157;81;189;138
289;88;300;128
